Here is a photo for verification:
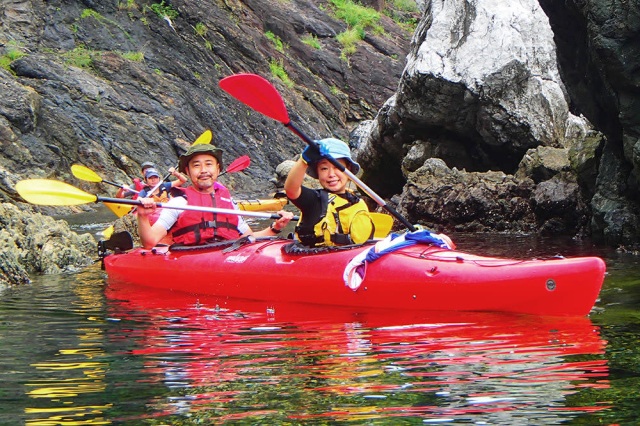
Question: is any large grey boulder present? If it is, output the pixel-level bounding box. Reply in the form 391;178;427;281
354;0;602;238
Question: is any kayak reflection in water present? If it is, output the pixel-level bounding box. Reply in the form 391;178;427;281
137;144;293;248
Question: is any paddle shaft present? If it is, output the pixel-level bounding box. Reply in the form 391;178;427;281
98;196;297;220
147;155;249;196
147;168;176;196
103;179;140;194
286;122;416;232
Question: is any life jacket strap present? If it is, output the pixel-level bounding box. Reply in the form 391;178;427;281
172;220;237;238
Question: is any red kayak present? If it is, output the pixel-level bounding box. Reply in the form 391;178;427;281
101;234;606;317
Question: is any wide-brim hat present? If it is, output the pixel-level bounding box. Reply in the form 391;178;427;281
141;161;156;172
178;144;224;173
306;138;361;179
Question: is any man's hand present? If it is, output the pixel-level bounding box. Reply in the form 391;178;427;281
136;197;157;217
272;210;294;231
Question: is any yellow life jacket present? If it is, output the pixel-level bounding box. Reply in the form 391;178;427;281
308;191;374;246
142;184;170;203
151;191;169;203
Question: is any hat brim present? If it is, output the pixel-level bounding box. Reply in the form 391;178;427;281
179;148;223;173
306;158;360;179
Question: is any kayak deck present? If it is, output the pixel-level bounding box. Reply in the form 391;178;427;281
103;238;606;317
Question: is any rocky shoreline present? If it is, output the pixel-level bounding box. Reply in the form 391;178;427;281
0;203;95;288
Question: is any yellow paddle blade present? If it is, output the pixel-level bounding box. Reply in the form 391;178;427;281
371;212;394;239
102;225;115;239
104;202;134;218
193;129;213;145
15;179;98;206
71;164;103;183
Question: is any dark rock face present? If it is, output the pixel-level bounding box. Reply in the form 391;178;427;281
538;0;640;246
0;0;410;205
397;158;538;233
0;0;414;283
355;0;640;247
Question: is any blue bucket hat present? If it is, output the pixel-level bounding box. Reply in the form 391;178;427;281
306;138;361;179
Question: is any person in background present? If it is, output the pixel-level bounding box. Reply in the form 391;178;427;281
116;161;157;199
284;138;374;247
137;144;293;248
137;167;188;200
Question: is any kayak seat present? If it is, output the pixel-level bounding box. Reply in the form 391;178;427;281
282;241;375;256
170;236;288;253
170;238;239;252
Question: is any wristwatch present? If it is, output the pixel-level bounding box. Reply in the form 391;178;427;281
270;223;282;234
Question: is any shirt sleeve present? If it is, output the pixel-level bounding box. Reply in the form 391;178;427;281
155;196;185;230
123;184;137;198
291;186;323;227
232;198;251;234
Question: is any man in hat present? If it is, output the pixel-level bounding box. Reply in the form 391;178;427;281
137;144;293;248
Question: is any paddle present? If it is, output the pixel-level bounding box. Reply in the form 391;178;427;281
147;129;213;195
219;154;251;176
71;154;250;193
15;179;298;221
219;73;416;232
71;164;140;194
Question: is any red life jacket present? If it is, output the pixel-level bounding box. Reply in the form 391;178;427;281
171;184;241;244
133;178;144;191
132;178;144;200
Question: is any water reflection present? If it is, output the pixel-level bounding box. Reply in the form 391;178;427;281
0;269;112;425
104;279;610;424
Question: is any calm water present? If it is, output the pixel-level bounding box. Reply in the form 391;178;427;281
1;229;639;425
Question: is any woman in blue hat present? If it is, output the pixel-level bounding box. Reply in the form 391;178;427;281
284;138;374;247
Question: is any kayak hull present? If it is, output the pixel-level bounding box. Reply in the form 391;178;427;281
105;198;288;218
236;198;288;211
103;239;606;317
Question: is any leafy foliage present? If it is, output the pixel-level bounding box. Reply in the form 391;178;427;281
265;31;286;53
329;0;382;61
301;34;322;50
0;44;26;73
269;59;293;88
149;1;178;19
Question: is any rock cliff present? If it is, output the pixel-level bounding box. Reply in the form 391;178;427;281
355;0;639;246
1;0;639;285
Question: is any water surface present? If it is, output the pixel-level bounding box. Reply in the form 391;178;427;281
0;233;638;424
